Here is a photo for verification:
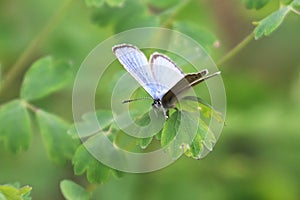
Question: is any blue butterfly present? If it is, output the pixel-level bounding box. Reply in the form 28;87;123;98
112;44;220;118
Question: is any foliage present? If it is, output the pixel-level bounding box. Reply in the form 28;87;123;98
0;0;300;199
253;0;300;39
0;183;32;200
60;180;90;200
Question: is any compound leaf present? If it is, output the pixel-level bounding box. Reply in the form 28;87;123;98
254;6;291;39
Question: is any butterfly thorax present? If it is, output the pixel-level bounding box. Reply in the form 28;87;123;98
152;98;162;109
152;98;171;119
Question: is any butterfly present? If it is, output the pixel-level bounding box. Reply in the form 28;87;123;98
112;44;220;118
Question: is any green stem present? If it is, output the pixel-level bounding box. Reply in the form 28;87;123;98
23;100;39;113
217;32;254;66
290;7;300;15
0;0;73;100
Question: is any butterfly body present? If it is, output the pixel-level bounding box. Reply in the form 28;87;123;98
112;44;220;119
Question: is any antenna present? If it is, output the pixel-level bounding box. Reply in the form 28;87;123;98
122;97;153;104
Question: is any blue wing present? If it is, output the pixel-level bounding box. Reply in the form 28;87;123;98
113;44;159;99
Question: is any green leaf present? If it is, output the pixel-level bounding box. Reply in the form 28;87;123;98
85;0;105;7
181;96;224;122
184;118;217;159
67;110;113;139
137;137;153;149
0;100;31;153
254;6;291;39
161;110;181;147
72;144;112;184
36;110;80;164
20;56;73;101
241;0;270;10
184;132;203;159
0;184;32;200
173;21;218;53
60;180;90;200
162;110;199;159
198;119;216;151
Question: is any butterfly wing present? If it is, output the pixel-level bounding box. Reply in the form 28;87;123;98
149;53;185;99
113;44;157;98
162;70;218;108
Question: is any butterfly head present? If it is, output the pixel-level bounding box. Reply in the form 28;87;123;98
152;98;162;109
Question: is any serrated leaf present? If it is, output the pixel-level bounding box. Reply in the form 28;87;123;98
0;100;31;153
85;0;105;7
36;110;80;164
60;180;90;200
0;184;32;200
254;6;291;39
173;21;218;53
20;56;73;101
241;0;270;10
68;110;113;139
72;144;112;184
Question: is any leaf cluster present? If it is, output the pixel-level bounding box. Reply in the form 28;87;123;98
240;0;300;39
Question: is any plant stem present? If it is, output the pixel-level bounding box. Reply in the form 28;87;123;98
0;0;73;100
23;100;39;113
290;7;300;15
217;32;254;66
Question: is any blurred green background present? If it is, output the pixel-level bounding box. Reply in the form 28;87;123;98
1;0;300;199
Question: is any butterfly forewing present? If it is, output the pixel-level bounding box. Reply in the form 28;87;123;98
149;53;184;99
112;44;157;98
